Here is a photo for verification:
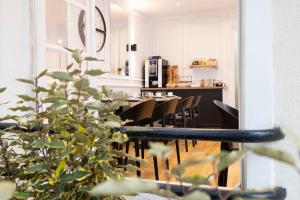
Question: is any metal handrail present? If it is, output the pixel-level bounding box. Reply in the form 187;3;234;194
0;123;284;143
123;127;284;143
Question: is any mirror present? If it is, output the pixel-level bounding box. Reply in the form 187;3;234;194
110;2;129;76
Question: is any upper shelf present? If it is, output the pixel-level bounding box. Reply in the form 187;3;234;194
190;65;218;69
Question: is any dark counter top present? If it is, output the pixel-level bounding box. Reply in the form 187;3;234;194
141;86;225;91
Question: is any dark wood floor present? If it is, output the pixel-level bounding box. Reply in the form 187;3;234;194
124;140;240;188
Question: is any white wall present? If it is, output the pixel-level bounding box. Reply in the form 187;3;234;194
150;12;237;106
240;0;275;189
273;0;300;199
0;0;32;114
129;12;152;80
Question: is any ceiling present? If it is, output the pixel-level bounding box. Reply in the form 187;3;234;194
123;0;237;18
110;2;128;25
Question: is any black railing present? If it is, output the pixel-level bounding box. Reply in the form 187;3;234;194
123;127;284;143
0;123;287;200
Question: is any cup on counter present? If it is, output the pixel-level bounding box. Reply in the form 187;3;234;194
167;92;174;96
155;92;162;97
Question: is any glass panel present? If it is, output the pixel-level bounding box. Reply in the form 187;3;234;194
46;49;68;70
110;3;129;76
70;5;86;50
46;0;68;46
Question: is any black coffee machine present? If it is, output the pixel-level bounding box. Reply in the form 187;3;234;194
144;56;168;88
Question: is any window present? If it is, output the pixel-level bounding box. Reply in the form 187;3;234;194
45;0;87;70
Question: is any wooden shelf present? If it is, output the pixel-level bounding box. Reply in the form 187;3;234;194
190;65;218;69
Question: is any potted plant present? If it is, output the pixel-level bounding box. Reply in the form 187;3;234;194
0;49;128;199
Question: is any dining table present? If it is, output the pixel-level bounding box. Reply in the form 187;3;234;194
124;95;181;108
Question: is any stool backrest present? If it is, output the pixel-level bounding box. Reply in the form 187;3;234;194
120;99;156;126
152;98;179;122
213;100;239;129
192;96;202;108
176;96;194;113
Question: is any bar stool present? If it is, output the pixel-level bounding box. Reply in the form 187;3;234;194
151;98;179;180
174;96;194;152
213;100;239;187
191;96;202;128
119;99;156;177
191;96;202;147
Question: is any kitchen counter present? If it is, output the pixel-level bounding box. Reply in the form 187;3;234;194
141;86;225;91
141;87;224;128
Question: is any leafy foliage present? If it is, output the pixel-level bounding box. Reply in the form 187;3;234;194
0;49;127;199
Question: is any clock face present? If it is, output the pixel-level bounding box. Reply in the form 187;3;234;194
78;6;106;52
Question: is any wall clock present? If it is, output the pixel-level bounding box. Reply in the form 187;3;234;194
78;6;107;52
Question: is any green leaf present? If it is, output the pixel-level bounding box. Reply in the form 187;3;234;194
85;101;105;110
10;106;34;112
0;87;6;94
72;49;83;64
90;179;158;196
55;160;67;178
33;86;49;93
184;191;211;200
25;164;48;174
85;69;105;77
42;96;66;103
180;175;210;186
249;145;295;166
16;78;34;85
171;165;185;178
282;127;300;151
14;191;32;199
105;121;121;128
74;78;89;91
17;95;36;102
64;47;74;53
0;115;18;121
60;171;91;184
67;63;73;71
112;132;128;144
84;57;103;62
37;69;48;79
49;140;66;149
86;87;100;99
47;71;74;82
0;181;16;200
218;150;247;172
149;142;173;158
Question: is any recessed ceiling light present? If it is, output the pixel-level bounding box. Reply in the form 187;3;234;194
176;2;180;6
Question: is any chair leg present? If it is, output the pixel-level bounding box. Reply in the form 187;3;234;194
153;156;159;180
218;168;228;187
173;114;177;127
185;140;189;152
117;144;123;165
124;141;130;166
141;140;145;159
134;139;141;177
175;140;181;164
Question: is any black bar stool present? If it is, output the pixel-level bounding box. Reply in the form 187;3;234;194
151;98;179;180
213;100;239;187
174;96;194;152
119;99;156;177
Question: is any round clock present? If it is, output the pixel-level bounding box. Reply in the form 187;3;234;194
78;6;107;52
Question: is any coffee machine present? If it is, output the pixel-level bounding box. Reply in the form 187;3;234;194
144;56;168;88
